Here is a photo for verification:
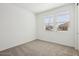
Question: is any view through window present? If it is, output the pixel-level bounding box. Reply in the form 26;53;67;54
44;11;70;31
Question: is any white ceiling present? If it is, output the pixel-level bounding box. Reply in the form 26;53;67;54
14;3;66;13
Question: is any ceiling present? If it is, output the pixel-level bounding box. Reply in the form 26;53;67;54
14;3;66;13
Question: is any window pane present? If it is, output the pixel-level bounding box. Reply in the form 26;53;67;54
56;14;70;23
44;16;50;24
44;16;54;31
44;16;53;24
56;14;70;31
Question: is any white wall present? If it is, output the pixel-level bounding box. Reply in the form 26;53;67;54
36;4;75;47
0;4;36;51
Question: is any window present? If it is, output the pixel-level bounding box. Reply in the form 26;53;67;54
44;11;71;31
44;16;54;31
56;14;70;31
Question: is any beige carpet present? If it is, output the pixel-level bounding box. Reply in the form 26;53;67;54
0;39;78;56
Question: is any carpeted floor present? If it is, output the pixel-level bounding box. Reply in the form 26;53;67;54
0;39;78;56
